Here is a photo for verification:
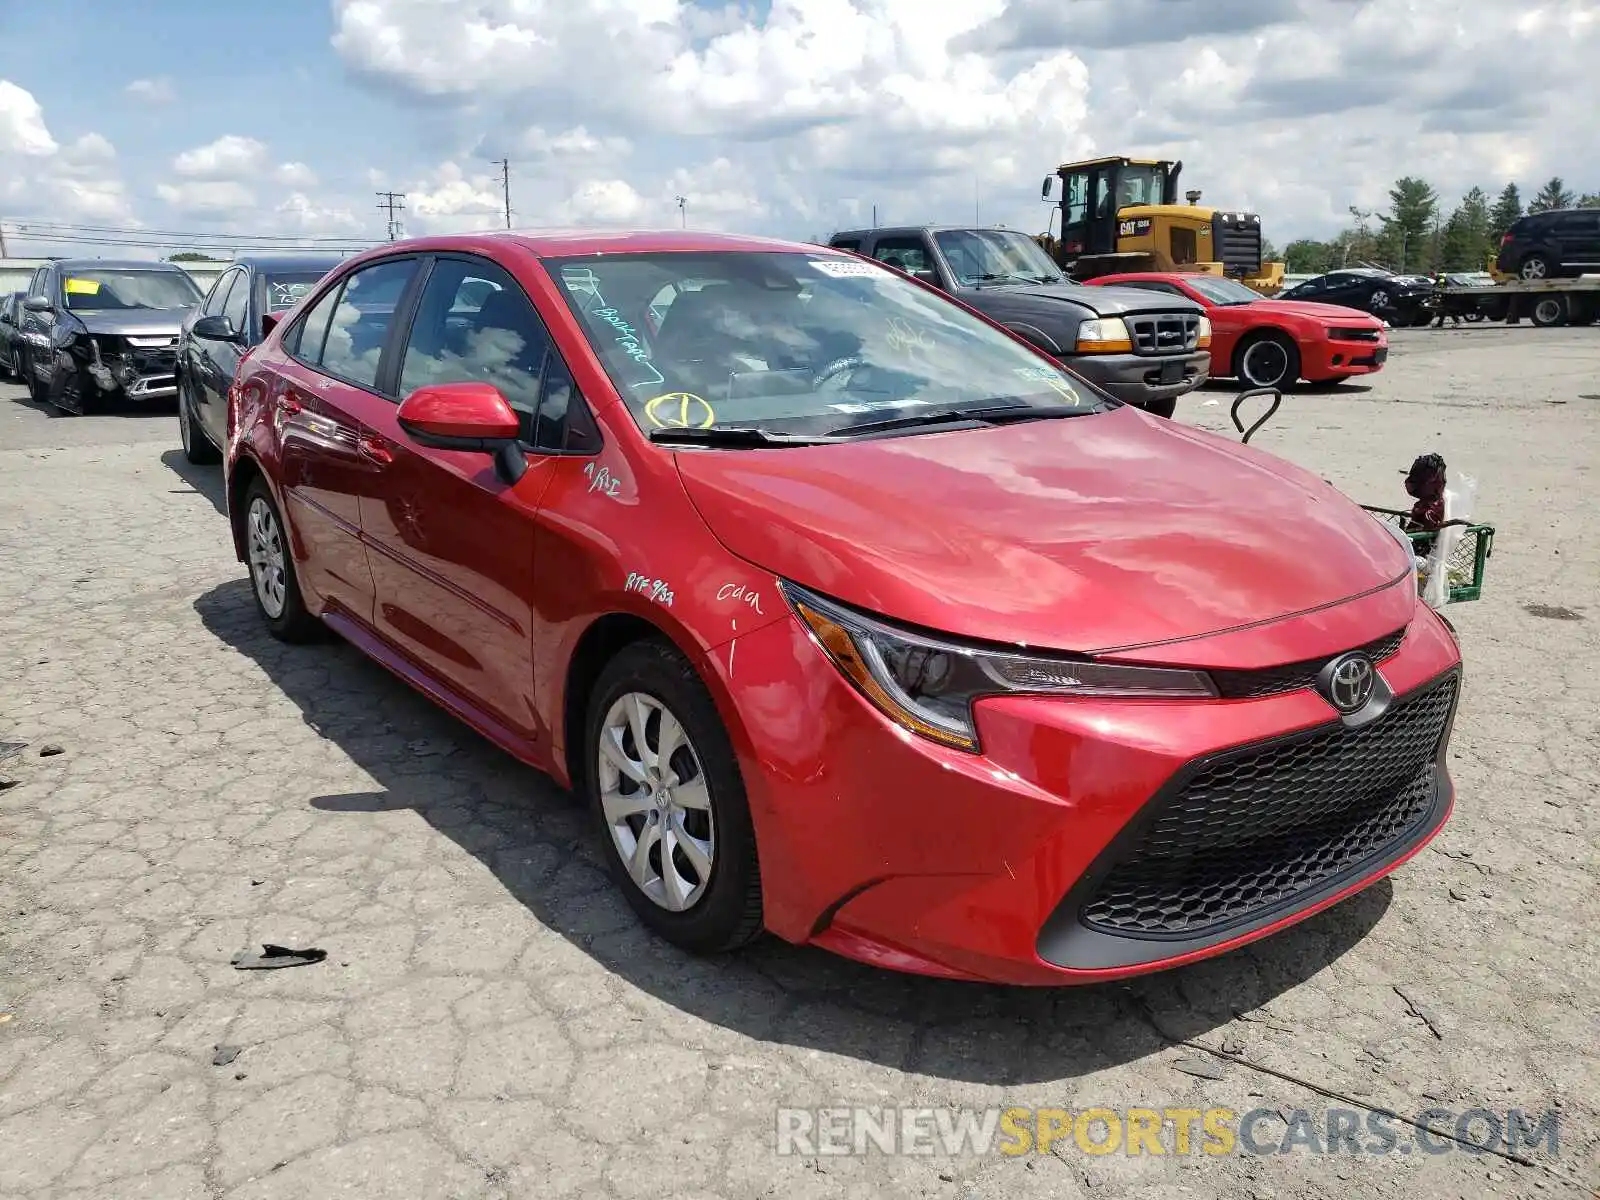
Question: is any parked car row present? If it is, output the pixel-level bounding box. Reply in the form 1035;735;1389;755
160;228;1462;986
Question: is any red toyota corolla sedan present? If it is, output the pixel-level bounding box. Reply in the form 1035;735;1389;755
224;231;1461;985
1090;272;1388;390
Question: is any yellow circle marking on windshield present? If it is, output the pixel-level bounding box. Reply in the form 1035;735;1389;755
645;392;717;429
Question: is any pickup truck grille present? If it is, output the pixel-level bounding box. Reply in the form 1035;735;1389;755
1125;313;1201;356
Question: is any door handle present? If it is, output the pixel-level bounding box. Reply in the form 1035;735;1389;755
358;435;394;466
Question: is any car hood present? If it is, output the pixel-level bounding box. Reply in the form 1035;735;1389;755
1247;299;1385;324
965;281;1197;316
72;309;189;338
674;408;1410;654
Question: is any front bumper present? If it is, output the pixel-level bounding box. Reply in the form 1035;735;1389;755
1305;337;1389;379
1066;349;1210;404
710;592;1461;985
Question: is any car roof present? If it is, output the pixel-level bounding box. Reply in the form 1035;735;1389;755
1522;207;1600;220
52;259;191;272
338;229;838;262
228;253;349;272
829;226;1027;240
1090;271;1198;284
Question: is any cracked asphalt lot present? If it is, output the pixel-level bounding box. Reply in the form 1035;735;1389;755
1;325;1596;1199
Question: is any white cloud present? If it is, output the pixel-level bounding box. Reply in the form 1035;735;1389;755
155;180;259;216
124;77;177;104
0;79;59;157
275;161;319;188
173;134;270;180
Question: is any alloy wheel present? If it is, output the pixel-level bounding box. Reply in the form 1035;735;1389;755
596;691;716;912
246;496;288;618
1521;257;1548;280
1241;339;1290;387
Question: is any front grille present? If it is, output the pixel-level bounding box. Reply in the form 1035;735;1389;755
1211;213;1263;275
1125;313;1200;355
1329;327;1382;343
1211;628;1405;700
1077;672;1457;938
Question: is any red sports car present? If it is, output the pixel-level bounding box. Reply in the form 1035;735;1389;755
1090;272;1389;390
225;230;1460;985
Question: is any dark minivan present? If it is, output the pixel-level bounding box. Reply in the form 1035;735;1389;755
177;254;345;463
1496;208;1600;280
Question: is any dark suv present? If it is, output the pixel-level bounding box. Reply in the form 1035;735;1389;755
1496;209;1600;280
828;226;1210;417
16;259;202;414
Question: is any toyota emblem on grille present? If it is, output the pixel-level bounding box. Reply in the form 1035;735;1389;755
1322;653;1375;713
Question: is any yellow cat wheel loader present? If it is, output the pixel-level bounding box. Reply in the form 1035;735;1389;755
1036;156;1286;295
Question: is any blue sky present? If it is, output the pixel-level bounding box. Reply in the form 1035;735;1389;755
2;0;1596;258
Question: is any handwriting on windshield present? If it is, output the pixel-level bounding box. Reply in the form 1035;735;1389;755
560;266;666;391
626;572;674;607
716;582;764;616
583;462;621;499
885;316;934;358
1014;366;1084;404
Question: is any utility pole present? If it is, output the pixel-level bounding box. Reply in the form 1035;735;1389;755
871;203;877;228
0;219;8;258
676;196;686;228
375;191;407;241
492;160;512;229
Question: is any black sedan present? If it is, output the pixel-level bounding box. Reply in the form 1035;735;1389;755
0;292;22;379
177;253;345;463
1278;268;1436;326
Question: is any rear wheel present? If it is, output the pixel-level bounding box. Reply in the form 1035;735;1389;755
584;639;763;954
243;478;321;642
1235;330;1301;389
179;375;220;464
1530;296;1569;327
1519;253;1556;281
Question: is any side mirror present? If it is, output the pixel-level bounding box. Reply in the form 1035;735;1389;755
1041;176;1055;200
397;381;528;484
24;295;51;313
193;314;242;342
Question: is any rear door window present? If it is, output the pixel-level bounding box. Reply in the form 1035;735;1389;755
316;259;419;389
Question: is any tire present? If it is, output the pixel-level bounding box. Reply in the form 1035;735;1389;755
21;350;47;405
1530;296;1568;328
584;638;763;955
45;360;97;415
1139;396;1178;419
179;375;220;464
242;477;321;642
1568;297;1595;327
1519;253;1556;281
1367;288;1391;313
1234;330;1301;390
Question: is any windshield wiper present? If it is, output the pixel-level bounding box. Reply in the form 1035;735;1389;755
648;426;841;447
828;403;1092;438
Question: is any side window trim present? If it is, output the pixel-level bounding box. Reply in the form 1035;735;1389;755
284;255;424;398
390;251;602;456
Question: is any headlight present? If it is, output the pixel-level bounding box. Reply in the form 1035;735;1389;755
782;582;1217;752
1074;317;1133;353
1196;315;1212;348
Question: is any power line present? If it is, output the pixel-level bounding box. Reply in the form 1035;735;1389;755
5;218;372;246
492;160;512;229
375;191;407;241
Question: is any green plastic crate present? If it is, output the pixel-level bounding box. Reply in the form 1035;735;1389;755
1363;508;1495;603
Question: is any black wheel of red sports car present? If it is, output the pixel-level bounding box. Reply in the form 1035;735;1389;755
584;638;764;954
1235;330;1300;390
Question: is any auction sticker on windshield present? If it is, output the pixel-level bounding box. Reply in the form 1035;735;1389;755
810;260;884;278
65;279;101;295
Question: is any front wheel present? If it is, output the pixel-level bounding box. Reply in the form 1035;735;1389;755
243;478;320;642
1235;331;1301;390
585;639;763;954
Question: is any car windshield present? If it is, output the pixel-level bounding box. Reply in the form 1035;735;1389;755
544;250;1106;439
1184;276;1262;305
261;272;331;313
933;230;1065;285
61;270;201;312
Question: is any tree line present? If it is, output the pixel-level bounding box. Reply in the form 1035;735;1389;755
1278;177;1600;276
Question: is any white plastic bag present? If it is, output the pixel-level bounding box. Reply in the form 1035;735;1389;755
1419;474;1477;609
